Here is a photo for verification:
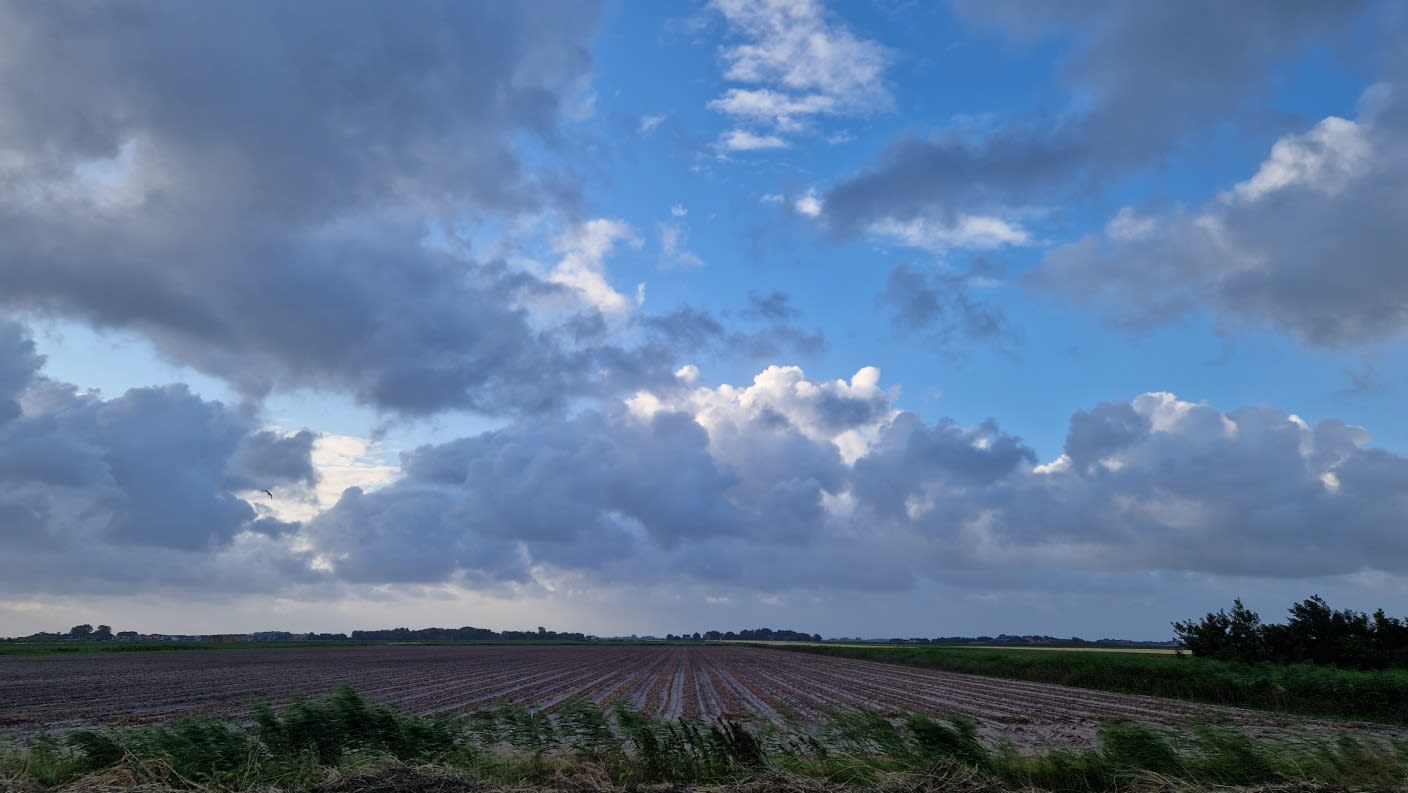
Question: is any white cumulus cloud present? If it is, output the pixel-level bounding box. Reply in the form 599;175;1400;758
548;219;642;317
718;129;790;152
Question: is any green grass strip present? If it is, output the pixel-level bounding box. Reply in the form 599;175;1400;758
3;687;1407;792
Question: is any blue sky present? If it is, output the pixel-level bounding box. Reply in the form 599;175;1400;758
3;0;1408;640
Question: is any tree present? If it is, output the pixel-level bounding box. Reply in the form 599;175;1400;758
1177;595;1408;669
1269;595;1376;667
68;624;94;639
93;625;113;641
1171;598;1265;662
1373;610;1408;668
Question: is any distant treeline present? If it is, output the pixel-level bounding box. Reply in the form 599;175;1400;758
0;625;590;643
664;628;822;642
347;626;589;642
5;625;829;644
1174;595;1408;670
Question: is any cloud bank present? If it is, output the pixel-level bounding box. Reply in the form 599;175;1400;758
299;367;1408;594
9;314;1403;601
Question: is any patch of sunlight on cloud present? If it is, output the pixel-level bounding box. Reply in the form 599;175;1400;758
251;432;400;523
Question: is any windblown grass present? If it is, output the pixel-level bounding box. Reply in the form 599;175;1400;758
2;687;1405;792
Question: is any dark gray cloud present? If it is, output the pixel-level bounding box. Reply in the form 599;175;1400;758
877;262;1011;349
728;325;829;361
641;305;827;366
1030;82;1408;347
643;308;726;351
303;406;747;583
0;1;715;417
299;484;530;585
722;292;828;361
0;319;319;592
742;291;801;321
0;322;40;424
851;412;1035;521
1061;400;1146;472
298;366;880;589
981;396;1408;577
0;1;594;217
227;431;319;492
824;0;1369;234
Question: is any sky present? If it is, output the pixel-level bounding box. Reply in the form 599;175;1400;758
2;0;1408;641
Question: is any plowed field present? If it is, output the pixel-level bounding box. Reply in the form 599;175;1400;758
1;644;1400;751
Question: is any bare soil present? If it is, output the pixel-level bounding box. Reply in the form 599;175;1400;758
1;644;1402;751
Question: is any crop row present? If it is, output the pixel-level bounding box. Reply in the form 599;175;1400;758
2;644;1403;751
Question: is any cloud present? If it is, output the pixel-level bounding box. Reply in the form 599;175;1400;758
548;219;642;316
634;303;826;368
1103;207;1156;241
0;1;695;417
727;325;828;360
877;262;1012;348
0;322;41;424
261;433;401;523
659;223;705;269
639;114;667;133
850;412;1035;521
1029;86;1408;347
9;328;1408;598
741;291;800;321
708;0;889;147
302;371;1408;592
304;364;890;588
718;129;789;151
303;407;745;583
711;0;889;116
226;430;319;494
823;0;1370;236
1000;394;1408;577
709;88;839;126
642;308;727;352
0;319;320;594
868;214;1030;253
794;189;823;218
729;292;826;360
1232;115;1372;201
641;364;897;467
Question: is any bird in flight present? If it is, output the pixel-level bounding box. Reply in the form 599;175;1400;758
261;489;273;499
